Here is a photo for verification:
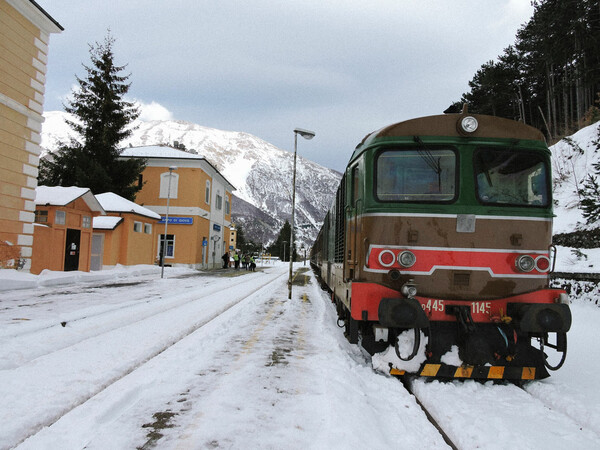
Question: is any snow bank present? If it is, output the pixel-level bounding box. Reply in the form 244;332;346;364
0;265;192;292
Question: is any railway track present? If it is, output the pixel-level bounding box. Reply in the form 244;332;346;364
551;272;600;282
398;375;600;449
399;376;458;450
1;270;273;366
3;269;288;449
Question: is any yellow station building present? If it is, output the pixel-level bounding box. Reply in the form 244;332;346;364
121;146;235;269
0;0;62;270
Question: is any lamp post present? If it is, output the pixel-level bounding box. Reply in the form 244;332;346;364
161;166;177;278
289;128;315;299
282;241;287;264
211;235;221;268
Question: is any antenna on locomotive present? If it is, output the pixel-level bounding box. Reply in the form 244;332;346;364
443;103;465;114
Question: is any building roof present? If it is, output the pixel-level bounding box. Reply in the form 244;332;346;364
7;0;63;33
121;145;236;191
35;186;105;214
96;192;161;220
28;0;64;30
121;146;205;160
93;216;123;230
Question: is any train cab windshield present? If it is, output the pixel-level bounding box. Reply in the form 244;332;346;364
474;148;549;207
376;149;456;202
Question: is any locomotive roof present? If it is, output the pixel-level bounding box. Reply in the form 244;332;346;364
352;113;546;162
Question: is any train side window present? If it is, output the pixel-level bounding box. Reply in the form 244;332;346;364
375;149;456;202
351;165;360;204
474;148;549;206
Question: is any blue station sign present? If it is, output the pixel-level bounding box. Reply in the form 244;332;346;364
159;217;193;225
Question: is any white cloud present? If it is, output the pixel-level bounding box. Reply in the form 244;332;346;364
136;100;174;122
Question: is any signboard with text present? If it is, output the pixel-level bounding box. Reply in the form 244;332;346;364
159;217;193;225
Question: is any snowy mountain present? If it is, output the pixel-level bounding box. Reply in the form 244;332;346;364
550;121;600;235
41;111;342;247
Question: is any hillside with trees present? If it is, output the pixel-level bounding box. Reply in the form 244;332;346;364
452;0;600;141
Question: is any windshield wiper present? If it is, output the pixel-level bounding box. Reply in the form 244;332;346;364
414;136;442;191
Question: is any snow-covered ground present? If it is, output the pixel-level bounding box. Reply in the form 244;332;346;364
551;122;600;234
0;261;599;449
1;264;443;449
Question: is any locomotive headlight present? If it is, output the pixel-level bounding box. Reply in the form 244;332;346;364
515;255;535;272
401;281;417;298
460;116;479;133
398;251;416;268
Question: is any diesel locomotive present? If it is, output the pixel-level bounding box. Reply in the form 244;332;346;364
311;108;571;381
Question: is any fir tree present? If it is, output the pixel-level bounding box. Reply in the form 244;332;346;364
578;128;600;224
39;33;145;200
579;173;600;224
267;220;298;261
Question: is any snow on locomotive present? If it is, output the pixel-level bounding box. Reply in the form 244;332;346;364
311;108;571;381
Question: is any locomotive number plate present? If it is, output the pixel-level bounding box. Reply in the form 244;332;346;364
420;300;492;317
422;299;445;313
471;301;492;315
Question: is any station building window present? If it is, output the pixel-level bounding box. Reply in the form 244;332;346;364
159;172;179;199
205;180;211;204
35;210;48;223
55;210;66;225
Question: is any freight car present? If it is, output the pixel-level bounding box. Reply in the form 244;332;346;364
311;107;571;381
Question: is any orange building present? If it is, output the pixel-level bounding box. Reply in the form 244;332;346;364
121;146;235;269
31;186;105;274
0;0;62;270
92;192;161;270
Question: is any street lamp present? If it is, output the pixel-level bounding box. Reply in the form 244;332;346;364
289;128;315;299
211;235;221;268
282;241;287;263
161;166;177;279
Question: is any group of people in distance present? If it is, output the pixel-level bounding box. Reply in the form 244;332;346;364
221;251;256;271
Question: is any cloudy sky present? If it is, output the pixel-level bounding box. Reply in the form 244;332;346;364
42;0;534;172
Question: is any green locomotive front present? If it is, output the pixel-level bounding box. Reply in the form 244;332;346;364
312;110;571;380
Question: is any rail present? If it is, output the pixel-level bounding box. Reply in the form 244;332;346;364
551;272;600;282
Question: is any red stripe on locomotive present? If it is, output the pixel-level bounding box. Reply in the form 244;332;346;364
367;246;550;276
350;282;564;323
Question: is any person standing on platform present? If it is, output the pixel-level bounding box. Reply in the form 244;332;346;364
222;251;229;269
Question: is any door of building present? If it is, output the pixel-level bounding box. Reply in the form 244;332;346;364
64;228;81;271
158;234;175;266
90;233;104;271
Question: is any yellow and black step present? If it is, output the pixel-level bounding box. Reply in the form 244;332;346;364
390;363;539;380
